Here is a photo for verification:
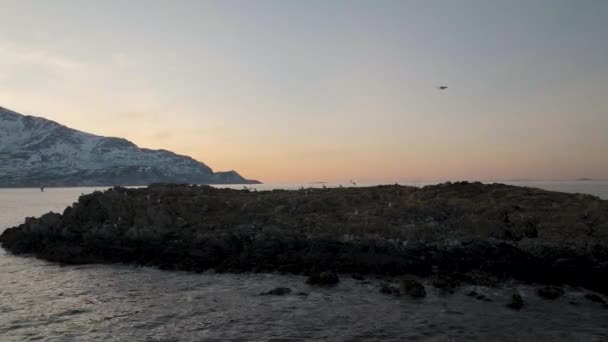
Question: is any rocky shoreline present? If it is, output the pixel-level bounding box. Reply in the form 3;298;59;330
1;182;608;295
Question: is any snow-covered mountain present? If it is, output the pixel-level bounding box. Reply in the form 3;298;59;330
0;106;259;187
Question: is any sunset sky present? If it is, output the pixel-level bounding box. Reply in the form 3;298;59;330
1;0;607;183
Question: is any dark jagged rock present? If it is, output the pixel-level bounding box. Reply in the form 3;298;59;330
467;273;501;288
584;293;606;304
379;283;400;296
507;294;524;310
261;287;292;296
432;275;461;292
466;290;490;301
306;271;339;286
1;182;608;293
537;286;565;300
400;279;426;298
466;290;480;297
352;273;365;281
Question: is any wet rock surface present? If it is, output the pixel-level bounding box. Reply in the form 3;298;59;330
432;275;461;293
537;286;565;300
351;273;365;281
379;282;400;296
507;294;524;310
306;271;340;286
400;279;427;298
1;182;608;293
261;287;292;296
585;293;606;304
466;290;491;302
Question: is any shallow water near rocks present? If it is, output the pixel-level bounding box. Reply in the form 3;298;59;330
1;182;608;341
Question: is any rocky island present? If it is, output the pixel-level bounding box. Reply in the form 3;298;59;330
2;182;608;296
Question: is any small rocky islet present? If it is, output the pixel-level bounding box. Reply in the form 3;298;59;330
1;181;608;306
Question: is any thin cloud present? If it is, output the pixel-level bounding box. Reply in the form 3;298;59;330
0;41;88;73
115;111;160;120
111;52;135;68
149;130;173;141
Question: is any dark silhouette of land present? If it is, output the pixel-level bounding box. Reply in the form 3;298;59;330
2;182;607;294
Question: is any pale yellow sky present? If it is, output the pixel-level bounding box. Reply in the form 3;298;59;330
1;1;607;182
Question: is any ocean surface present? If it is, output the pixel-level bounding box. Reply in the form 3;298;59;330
1;181;608;341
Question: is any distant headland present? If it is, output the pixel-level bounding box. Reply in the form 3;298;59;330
0;106;259;187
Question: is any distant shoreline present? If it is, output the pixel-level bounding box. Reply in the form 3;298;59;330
0;181;262;189
3;178;608;189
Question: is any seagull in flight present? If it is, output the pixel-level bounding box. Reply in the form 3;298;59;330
437;86;448;90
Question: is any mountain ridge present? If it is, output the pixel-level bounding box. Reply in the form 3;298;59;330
0;106;259;187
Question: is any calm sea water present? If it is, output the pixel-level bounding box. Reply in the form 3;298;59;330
1;182;608;341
